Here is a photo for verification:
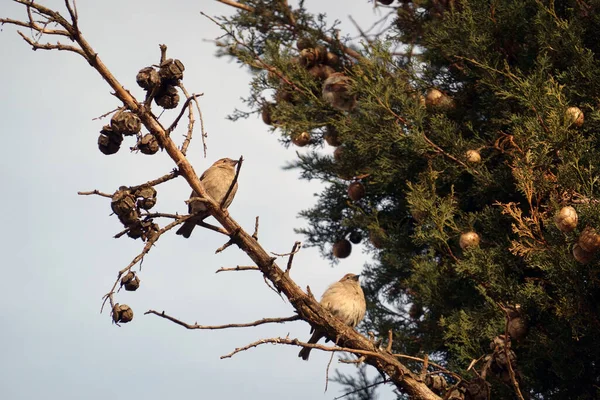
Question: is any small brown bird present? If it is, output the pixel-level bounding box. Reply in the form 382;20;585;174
322;72;357;112
298;273;366;361
176;158;239;238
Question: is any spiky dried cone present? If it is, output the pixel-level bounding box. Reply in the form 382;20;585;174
369;228;386;249
111;111;141;136
578;226;600;253
138;133;160;155
324;126;342;146
121;272;140;291
466;150;481;163
112;304;134;324
573;244;594;264
425;88;455;110
155;85;180;109
554;206;578;232
349;231;362;244
292;132;311;147
314;45;328;63
459;231;480;249
136;67;160;91
425;375;447;393
118;209;140;227
565;106;584;128
159;59;185;83
332;239;352;258
127;221;145;239
348;181;366;201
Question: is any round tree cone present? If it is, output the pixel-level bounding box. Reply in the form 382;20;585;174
155;85;180;109
111;191;136;217
112;304;134;324
127;221;145;239
323;126;342;146
98;132;121;155
296;37;313;51
135;186;157;200
299;48;317;68
136;67;160;91
565;106;584;128
333;146;344;162
332;239;352;258
314;45;328;64
261;104;273;125
348;231;362;244
409;303;423;319
459;231;480;249
554;206;578;233
348;181;366;201
159;58;185;83
292;131;311;147
308;64;335;80
325;52;340;67
573;243;594;264
465;150;481;164
425;88;455;110
138;133;160;155
111;110;141;136
578;226;600;253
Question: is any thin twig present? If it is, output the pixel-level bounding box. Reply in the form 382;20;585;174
252;216;259;240
221;155;243;208
215;265;260;273
166;93;204;133
77;189;113;198
92;106;121;120
145;310;300;329
333;380;387;400
129;169;180;192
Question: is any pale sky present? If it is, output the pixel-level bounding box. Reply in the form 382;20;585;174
0;1;396;399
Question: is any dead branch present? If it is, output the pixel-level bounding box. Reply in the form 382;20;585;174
221;155;243;208
252;216;259;240
145;310;300;329
3;2;441;398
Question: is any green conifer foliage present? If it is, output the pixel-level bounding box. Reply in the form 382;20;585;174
219;0;600;398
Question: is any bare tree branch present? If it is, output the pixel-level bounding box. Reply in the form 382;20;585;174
145;310;300;329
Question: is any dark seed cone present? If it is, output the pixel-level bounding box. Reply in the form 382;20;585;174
111;190;136;217
348;181;366;201
142;222;160;242
291;132;311;147
377;0;394;4
159;59;185;83
112;303;134;324
323;126;342;146
314;46;328;64
155;85;180;109
135;187;157;210
409;303;423;319
98;125;123;155
325;52;340;67
349;231;362;244
118;209;140;227
261;104;274;125
370;227;386;249
463;378;489;400
308;64;335;80
111;111;141;136
578;226;600;253
137;133;160;155
333;146;344;162
121;272;141;291
296;37;313;50
507;307;528;341
136;67;160;90
127;221;145;239
332;239;352;258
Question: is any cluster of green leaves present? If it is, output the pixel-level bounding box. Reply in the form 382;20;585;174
218;0;600;398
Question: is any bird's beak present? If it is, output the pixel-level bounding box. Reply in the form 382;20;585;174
353;275;360;281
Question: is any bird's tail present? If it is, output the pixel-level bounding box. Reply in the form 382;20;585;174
298;330;323;361
176;220;196;238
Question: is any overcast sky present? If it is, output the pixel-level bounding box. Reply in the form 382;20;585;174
0;1;397;399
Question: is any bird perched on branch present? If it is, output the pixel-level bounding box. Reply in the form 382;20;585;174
298;273;366;361
176;158;239;238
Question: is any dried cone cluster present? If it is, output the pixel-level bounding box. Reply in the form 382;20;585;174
459;231;480;249
136;58;185;110
111;187;159;241
574;226;600;264
484;336;520;386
